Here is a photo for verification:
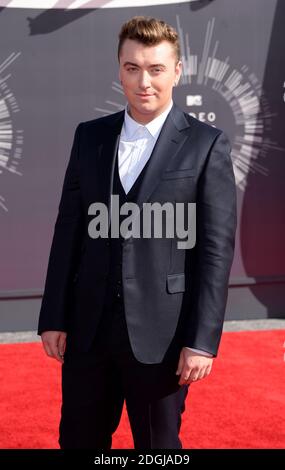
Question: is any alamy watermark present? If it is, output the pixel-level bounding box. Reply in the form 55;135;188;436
88;195;196;249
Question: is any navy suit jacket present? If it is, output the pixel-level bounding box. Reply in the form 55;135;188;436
38;103;237;364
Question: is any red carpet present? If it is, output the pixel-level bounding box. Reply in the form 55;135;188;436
0;330;284;449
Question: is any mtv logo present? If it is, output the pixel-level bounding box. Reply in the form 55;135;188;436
186;95;203;106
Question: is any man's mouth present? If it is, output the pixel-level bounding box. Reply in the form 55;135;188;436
136;93;155;97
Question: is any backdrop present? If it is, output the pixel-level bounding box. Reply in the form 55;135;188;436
0;0;284;325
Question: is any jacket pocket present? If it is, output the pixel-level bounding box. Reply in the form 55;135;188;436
162;168;196;180
167;273;185;293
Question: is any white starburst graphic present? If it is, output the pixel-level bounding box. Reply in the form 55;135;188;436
0;52;23;212
176;16;283;190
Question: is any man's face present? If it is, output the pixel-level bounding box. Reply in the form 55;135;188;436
119;39;182;124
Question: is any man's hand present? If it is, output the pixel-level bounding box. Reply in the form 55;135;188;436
41;331;67;364
176;347;213;386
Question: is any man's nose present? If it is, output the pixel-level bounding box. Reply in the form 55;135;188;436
138;71;151;89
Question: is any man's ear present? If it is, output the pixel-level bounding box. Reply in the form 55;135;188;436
175;60;183;83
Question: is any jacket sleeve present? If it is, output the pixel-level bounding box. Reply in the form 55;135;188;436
183;131;237;356
38;123;84;335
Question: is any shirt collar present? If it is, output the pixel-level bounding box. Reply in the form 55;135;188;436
122;100;173;140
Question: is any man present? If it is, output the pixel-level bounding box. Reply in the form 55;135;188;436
38;16;236;449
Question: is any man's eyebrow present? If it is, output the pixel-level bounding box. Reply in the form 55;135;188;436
123;62;166;69
149;63;166;69
123;61;139;67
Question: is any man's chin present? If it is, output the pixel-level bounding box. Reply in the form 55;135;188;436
129;103;162;122
136;103;159;116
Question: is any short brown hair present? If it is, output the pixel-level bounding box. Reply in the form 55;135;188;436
118;16;181;63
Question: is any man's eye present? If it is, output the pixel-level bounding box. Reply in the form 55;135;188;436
152;68;163;73
127;67;137;72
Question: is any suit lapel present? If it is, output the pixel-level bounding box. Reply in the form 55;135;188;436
96;111;124;228
133;104;190;211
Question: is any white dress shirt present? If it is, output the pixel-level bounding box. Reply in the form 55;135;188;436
118;101;212;358
118;101;173;194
